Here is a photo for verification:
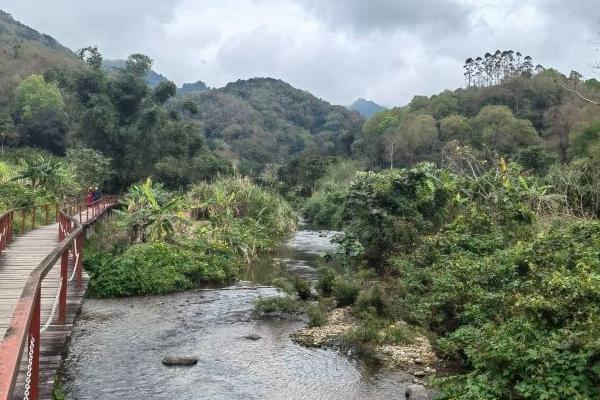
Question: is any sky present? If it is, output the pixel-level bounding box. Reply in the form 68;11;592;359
2;0;599;106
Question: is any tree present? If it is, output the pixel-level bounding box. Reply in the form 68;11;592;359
569;121;600;159
18;109;67;155
439;114;472;143
125;54;153;78
14;74;64;120
66;147;113;190
0;109;17;152
385;113;438;167
76;46;103;70
12;154;75;195
152;81;177;104
472;105;539;154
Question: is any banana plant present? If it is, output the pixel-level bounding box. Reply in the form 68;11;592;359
119;178;185;242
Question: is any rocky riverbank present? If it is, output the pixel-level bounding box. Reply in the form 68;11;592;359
292;307;440;390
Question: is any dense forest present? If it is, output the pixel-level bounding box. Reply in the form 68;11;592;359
1;8;600;400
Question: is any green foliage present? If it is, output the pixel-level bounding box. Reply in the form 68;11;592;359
86;177;296;297
307;304;327;328
65;147;113;189
333;277;360;307
304;159;361;227
309;155;600;397
316;268;336;297
188;177;297;261
254;296;301;314
85;240;237;297
291;275;311;300
512;144;558;175
340;163;458;264
152;80;177;104
120;178;185;242
422;221;600;398
547;157;600;217
14;74;64;120
18;109;67;155
570;120;600;159
10;152;77;196
471;105;539;154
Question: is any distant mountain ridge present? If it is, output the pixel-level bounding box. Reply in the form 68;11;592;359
178;80;208;94
348;98;387;118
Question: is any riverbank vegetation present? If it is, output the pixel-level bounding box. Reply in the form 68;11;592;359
294;157;600;399
85;177;296;297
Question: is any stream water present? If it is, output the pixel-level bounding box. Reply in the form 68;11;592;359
62;227;416;399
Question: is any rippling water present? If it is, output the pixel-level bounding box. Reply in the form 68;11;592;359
62;227;416;399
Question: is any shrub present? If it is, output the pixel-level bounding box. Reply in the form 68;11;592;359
291;275;311;300
307;305;327;327
333;277;360;307
85;241;238;297
316;268;336;297
340;163;459;265
254;296;301;314
355;283;389;318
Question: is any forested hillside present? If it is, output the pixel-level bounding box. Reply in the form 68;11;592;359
0;11;364;189
356;59;600;172
0;10;80;104
171;78;363;174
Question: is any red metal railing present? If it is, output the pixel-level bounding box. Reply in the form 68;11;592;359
0;195;118;400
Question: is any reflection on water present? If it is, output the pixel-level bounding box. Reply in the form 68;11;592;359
62;227;415;399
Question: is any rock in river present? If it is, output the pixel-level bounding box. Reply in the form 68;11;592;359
162;356;198;367
405;384;429;399
243;333;262;341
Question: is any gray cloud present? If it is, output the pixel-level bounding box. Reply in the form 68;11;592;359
1;0;598;106
295;0;471;35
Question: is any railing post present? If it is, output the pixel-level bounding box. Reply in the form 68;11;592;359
28;289;41;400
1;216;5;252
21;208;25;234
59;247;68;325
31;206;35;229
45;204;49;225
9;211;13;241
77;233;83;287
58;215;63;241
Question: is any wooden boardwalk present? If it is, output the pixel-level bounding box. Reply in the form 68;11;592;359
0;206;110;400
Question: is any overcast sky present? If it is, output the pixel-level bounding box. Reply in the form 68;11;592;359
2;0;599;106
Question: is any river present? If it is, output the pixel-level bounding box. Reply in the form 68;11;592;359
61;227;418;399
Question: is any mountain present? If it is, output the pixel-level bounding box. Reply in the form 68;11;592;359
172;78;364;173
178;80;208;95
348;98;387;118
0;10;80;104
102;59;169;87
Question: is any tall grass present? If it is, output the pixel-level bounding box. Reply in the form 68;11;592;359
188;176;297;262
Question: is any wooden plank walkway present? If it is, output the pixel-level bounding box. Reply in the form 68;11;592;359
0;206;110;400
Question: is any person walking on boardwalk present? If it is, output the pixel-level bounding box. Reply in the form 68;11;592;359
93;187;101;202
85;187;94;206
